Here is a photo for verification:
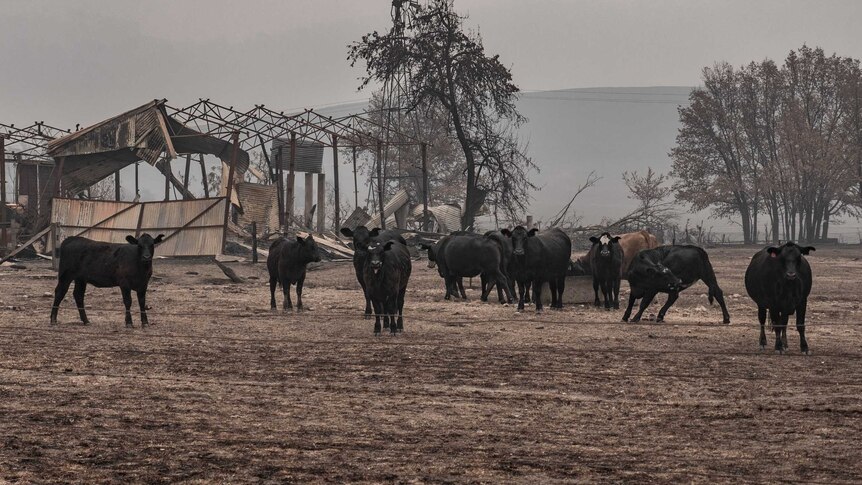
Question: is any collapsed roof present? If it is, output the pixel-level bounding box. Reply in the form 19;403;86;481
46;100;250;194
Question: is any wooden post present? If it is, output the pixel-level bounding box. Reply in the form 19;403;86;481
134;161;139;199
114;169;121;201
285;132;296;228
526;215;534;229
376;140;386;229
251;221;258;264
317;173;326;232
183;153;192;197
276;146;284;228
199;154;209;198
352;146;359;209
332;135;340;231
421;142;429;231
163;159;171;201
304;172;314;228
222;132;240;254
51;223;59;271
52;157;64;199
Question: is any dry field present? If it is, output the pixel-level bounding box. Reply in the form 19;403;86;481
1;245;861;483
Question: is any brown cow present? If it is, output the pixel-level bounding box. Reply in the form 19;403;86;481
571;230;659;278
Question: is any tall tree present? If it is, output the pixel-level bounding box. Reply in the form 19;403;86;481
349;0;535;229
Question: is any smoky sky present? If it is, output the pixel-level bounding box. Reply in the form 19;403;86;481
1;0;859;127
2;0;860;234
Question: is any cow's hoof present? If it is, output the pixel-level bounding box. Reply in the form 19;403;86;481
125;323;133;328
82;320;90;325
775;349;784;355
621;317;629;323
656;317;664;323
373;332;381;337
759;344;766;351
802;349;810;355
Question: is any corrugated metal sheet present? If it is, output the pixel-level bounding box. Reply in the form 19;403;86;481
366;189;410;228
51;197;226;256
411;204;462;233
270;139;324;173
235;182;279;234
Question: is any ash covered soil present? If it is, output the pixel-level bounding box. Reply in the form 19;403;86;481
1;246;861;483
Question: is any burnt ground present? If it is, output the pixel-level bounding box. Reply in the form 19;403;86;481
0;245;861;483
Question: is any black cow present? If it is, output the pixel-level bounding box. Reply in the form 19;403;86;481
432;234;514;303
623;245;731;324
340;226;406;317
421;233;470;300
589;232;623;310
502;227;572;313
744;242;815;354
50;233;165;327
363;240;412;335
267;234;321;311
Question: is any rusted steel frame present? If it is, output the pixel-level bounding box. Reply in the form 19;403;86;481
221;132;240;253
1;135;6;252
284;132;296;229
62;223;226;232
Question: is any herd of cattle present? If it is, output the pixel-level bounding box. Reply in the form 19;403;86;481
48;226;816;353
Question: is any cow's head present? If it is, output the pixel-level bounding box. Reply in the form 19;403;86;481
629;254;682;292
419;242;438;268
367;240;395;275
501;226;537;257
126;233;165;263
589;232;621;259
295;234;322;263
340;225;380;252
766;242;815;280
569;258;588;276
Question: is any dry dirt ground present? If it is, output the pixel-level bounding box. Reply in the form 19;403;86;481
1;245;861;483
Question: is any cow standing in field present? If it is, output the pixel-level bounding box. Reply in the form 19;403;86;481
571;229;659;277
589;233;623;310
340;226;406;317
623;245;731;324
432;233;514;303
503;226;572;313
267;234;321;311
421;233;470;300
744;242;815;354
363;240;412;335
50;233;165;327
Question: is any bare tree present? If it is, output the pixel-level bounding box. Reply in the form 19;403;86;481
349;0;535;229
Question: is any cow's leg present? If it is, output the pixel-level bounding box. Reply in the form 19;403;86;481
622;287;641;322
516;280;526;312
269;274;278;310
630;290;656;323
524;281;532;304
382;296;391;330
602;279;612;310
592;276;601;307
479;273;490;302
50;275;73;325
296;274;305;311
495;271;514;305
656;291;679;323
137;288;149;326
781;314;789;351
712;285;731;324
73;279;90;324
612;277;621;309
758;306;768;350
121;287;134;327
397;287;406;332
771;310;784;353
386;298;398;335
795;301;809;354
556;276;566;309
548;276;560;310
533;278;545;313
282;279;293;311
361;282;372;318
457;278;467;299
371;298;383;335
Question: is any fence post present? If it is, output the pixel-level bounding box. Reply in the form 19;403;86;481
51;223;59;271
251;221;258;264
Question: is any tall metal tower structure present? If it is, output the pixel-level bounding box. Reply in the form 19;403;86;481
373;0;422;203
